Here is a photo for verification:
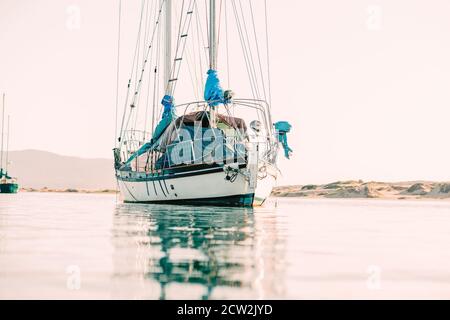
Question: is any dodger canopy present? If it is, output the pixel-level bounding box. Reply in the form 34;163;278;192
125;111;247;166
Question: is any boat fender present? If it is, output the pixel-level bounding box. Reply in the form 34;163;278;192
224;90;234;103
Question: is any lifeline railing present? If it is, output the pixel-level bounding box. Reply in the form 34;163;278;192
119;98;279;170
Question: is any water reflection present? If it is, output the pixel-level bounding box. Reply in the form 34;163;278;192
112;202;285;299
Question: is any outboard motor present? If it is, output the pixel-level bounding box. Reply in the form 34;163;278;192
274;121;293;159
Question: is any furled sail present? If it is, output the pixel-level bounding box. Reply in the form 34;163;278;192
124;95;176;166
204;69;224;107
154;94;176;141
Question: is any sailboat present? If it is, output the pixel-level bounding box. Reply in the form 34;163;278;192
0;94;19;194
114;0;292;207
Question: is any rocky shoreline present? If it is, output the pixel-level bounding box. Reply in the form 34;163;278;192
272;181;450;200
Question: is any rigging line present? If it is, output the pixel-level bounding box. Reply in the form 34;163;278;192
5;116;9;174
216;0;223;69
0;93;4;170
172;0;196;94
184;45;200;100
264;0;272;108
176;0;186;59
151;18;162;135
231;0;257;99
143;0;157;133
194;1;207;88
190;6;201;99
118;0;147;143
223;104;246;143
114;0;122;147
134;0;151;130
224;0;230;89
170;0;196;96
134;0;145;93
230;0;258;101
156;20;164;122
151;0;162;135
192;21;203;98
165;0;186;94
118;79;132;145
169;0;189;84
141;0;158;132
237;0;261;101
130;0;166;107
194;1;208;64
249;0;268;102
234;5;262;125
143;0;154;60
204;0;209;57
237;0;262;100
187;13;200;99
134;0;155;130
119;0;166;148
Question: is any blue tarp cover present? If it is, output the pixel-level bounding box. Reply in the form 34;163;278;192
204;69;224;107
125;95;176;165
0;169;11;179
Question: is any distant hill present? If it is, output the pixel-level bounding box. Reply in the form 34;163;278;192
6;150;116;190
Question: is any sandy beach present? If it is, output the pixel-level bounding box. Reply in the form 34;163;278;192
272;181;450;200
17;181;450;200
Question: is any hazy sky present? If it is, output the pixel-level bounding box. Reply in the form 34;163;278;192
1;0;450;185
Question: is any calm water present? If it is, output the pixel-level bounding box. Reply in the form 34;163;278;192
1;193;450;299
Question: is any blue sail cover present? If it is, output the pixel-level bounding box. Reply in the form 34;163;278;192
154;94;176;141
204;69;224;107
274;121;293;159
125;95;176;165
0;169;11;179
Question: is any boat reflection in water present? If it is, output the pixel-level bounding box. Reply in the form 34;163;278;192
112;202;286;299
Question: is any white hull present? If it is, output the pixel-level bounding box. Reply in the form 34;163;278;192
117;163;277;207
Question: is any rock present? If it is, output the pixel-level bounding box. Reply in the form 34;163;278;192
271;181;450;199
285;192;308;197
323;182;342;189
402;183;432;196
437;183;450;194
428;183;450;198
326;183;380;198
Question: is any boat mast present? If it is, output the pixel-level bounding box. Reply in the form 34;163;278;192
5;115;9;175
208;0;218;126
209;0;217;71
1;93;4;174
164;0;172;95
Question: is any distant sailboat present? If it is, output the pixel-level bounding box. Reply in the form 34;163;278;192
114;0;292;206
0;94;19;194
